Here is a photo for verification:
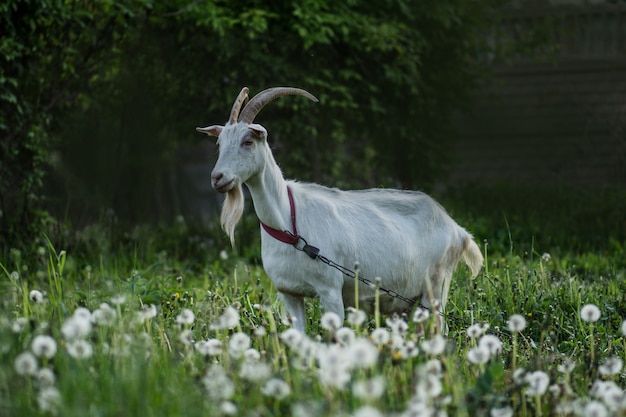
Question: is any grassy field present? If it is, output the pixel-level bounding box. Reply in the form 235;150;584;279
1;189;625;417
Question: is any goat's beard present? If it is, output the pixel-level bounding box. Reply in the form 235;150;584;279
221;183;244;247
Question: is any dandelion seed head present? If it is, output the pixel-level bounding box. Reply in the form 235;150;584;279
73;307;92;322
254;326;266;337
228;332;251;359
31;335;57;359
421;335;447;355
584;400;608;417
490;406;513;417
37;386;61;413
398;340;420;359
467;346;490;365
29;290;44;303
202;364;235;401
317;364;351;389
558;358;576;374
175;308;195;325
466;323;485;339
91;303;117;326
478;334;503;356
110;294;127;305
507;314;527;333
239;359;272;383
10;271;19;281
347;307;367;327
370;327;390;345
61;315;92;340
220;401;237;415
353;405;384;417
210;306;239;330
541;253;551;262
412;307;430;324
621;319;626;337
386;315;408;335
179;329;194;346
598;356;623;376
415;373;443;401
220;250;229;260
261;378;291;400
524;371;550;396
580;304;601;323
14;351;38;376
11;317;28;333
335;327;356;346
348;338;379;368
321;311;342;331
196;338;222;356
352;376;385;399
36;368;56;387
66;339;93;359
280;328;303;349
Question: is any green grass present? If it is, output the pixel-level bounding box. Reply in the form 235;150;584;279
1;213;625;416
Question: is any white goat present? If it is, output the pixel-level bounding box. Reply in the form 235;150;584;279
197;87;483;332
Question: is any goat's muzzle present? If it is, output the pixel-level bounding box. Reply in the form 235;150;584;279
212;171;235;193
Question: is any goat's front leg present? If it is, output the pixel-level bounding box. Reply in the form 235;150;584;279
280;292;306;332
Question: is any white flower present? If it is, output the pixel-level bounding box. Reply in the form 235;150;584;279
111;294;127;305
279;328;303;349
580;304;601;323
490;406;513;417
478;334;502;356
598;356;623;376
29;290;44;303
524;371;550;396
398;340;420;359
137;304;158;322
10;271;19;281
321;311;342;331
466;323;485;339
412;307;430;324
370;328;390;345
36;368;56;387
228;332;251;358
61;315;92;340
66;339;93;359
621;319;626;337
195;338;222;356
239;359;272;383
317;364;351;390
507;314;527;333
37;386;61;413
73;307;92;322
353;405;384;417
210;306;239;330
335;327;356;346
254;326;267;337
347;308;367;327
244;348;261;362
348;338;379;368
352;376;385;399
415;373;443;401
220;401;237;415
31;335;57;359
466;346;490;365
513;368;527;385
261;378;291;400
541;253;551;262
11;317;28;333
584;400;608;417
558;358;575;374
175;308;195;325
421;335;447;355
14;351;38;376
92;303;117;326
220;250;229;260
386;315;408;335
202;364;234;401
179;329;194;346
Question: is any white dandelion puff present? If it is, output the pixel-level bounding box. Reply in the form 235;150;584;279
320;311;342;332
353;405;384;417
110;294;127;305
36;368;56;387
490;406;514;417
73;307;92;322
621;319;626;337
29;290;44;303
179;329;194;346
195;338;222;356
412;307;430;324
421;335;447;355
261;378;291;400
467;346;490;365
175;308;195;326
279;328;303;349
558;358;576;374
137;304;158;322
348;338;379;368
347;307;367;327
14;351;38;376
202;364;234;401
228;332;251;359
580;304;601;323
92;303;117;326
478;334;503;356
335;327;356;346
210;306;240;330
507;314;527;333
370;327;390;345
66;339;93;359
37;386;61;413
524;371;550;396
466;323;485;339
584;400;608;417
31;335;57;359
61;315;92;340
598;356;623;376
239;359;272;383
220;401;237;415
11;317;28;333
386;315;408;335
352;376;385;399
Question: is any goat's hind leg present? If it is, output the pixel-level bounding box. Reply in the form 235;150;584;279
280;292;306;332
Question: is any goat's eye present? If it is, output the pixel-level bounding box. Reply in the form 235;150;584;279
242;139;254;147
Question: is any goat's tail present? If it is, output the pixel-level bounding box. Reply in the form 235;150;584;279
462;235;484;279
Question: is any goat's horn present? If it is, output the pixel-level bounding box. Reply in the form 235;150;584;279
228;87;249;124
238;87;318;124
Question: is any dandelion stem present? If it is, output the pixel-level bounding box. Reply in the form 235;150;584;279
354;263;359;312
374;278;381;329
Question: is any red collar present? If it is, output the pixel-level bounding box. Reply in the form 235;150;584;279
261;186;300;245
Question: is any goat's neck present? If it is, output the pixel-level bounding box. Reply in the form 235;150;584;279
245;150;291;231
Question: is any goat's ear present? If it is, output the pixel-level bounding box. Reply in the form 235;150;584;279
196;125;223;137
248;124;267;140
